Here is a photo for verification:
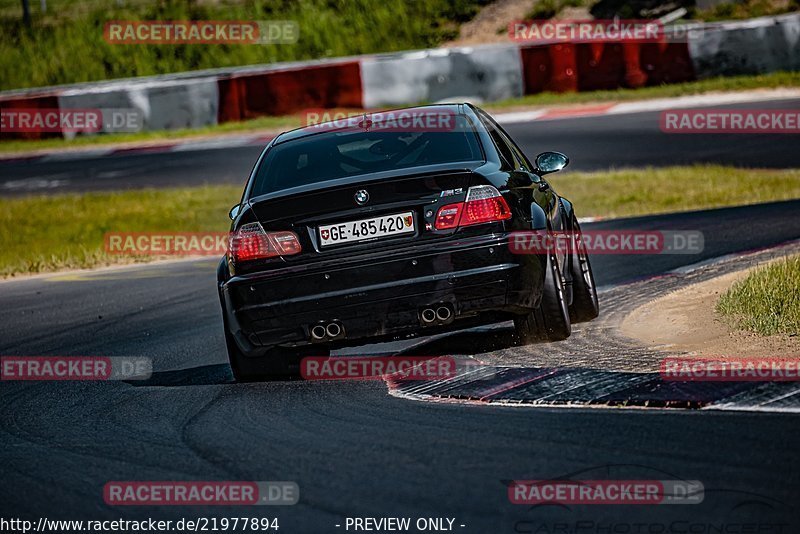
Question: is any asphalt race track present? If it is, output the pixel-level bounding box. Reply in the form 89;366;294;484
1;98;800;195
2;102;800;532
2;198;800;531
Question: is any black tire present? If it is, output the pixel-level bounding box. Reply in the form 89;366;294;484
568;217;600;323
514;247;571;344
225;330;330;382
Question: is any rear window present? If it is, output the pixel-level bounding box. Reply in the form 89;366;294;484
250;115;483;197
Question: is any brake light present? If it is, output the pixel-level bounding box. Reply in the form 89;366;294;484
434;185;511;230
229;223;302;262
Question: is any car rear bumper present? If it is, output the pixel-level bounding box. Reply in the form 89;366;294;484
219;234;544;356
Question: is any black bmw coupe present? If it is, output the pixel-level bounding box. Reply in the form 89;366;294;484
218;103;598;380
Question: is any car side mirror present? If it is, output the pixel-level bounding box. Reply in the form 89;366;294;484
535;151;569;175
229;204;241;220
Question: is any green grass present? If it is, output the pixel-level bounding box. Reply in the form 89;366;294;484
1;164;799;278
0;0;488;91
2;0;797;91
0;114;301;154
2;71;799;155
557;165;800;219
525;0;588;20
0;184;240;277
693;0;800;21
717;255;800;336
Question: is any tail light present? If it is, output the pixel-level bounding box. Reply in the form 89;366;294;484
434;185;511;230
229;222;302;262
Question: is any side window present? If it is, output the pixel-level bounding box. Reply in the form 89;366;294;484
478;113;516;169
499;130;531;172
478;110;530;171
494;121;533;171
505;137;533;172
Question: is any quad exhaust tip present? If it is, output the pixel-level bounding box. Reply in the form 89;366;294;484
325;322;342;338
436;306;452;322
420;305;454;326
310;321;345;341
310;325;327;340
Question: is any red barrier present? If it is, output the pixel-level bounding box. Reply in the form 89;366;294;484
520;44;578;94
0;93;62;140
639;42;695;85
520;40;694;96
0;42;696;142
217;61;363;123
547;43;578;92
575;42;626;91
519;46;552;94
623;43;648;88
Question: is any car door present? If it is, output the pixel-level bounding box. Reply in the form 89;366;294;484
477;109;568;276
477;110;562;223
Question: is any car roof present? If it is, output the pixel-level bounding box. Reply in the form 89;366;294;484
272;103;478;145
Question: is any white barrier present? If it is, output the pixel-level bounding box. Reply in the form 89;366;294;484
57;78;219;138
361;44;524;108
688;12;800;77
2;13;798;136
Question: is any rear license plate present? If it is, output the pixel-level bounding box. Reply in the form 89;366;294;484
318;212;415;247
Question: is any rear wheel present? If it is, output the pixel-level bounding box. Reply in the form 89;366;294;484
225;330;329;382
568;217;599;323
515;247;571;344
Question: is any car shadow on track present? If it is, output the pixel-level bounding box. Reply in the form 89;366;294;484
126;324;520;387
126;363;234;387
398;324;519;357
